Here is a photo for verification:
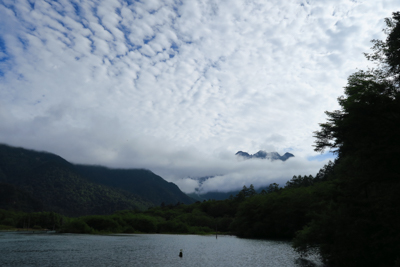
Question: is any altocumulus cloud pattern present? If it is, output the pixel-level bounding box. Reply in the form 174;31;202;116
0;0;399;193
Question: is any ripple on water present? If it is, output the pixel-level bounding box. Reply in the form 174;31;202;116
0;232;324;267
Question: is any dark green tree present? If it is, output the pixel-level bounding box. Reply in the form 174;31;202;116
293;12;400;267
314;160;335;182
248;184;257;196
365;12;400;84
266;183;280;193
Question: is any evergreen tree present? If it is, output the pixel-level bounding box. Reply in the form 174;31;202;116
266;183;279;193
248;184;257;196
293;12;400;267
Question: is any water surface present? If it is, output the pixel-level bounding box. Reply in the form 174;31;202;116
0;232;323;266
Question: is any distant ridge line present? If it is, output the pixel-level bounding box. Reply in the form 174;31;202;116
235;150;294;161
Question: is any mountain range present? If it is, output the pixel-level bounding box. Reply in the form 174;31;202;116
235;150;294;161
0;144;194;216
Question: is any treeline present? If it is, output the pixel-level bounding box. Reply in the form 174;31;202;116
232;169;335;239
0;166;331;236
58;171;334;236
0;209;64;230
0;198;235;234
59;201;235;235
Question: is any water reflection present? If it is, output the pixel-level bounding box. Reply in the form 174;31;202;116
0;232;324;267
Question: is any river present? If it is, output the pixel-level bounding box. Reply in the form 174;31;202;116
0;232;324;266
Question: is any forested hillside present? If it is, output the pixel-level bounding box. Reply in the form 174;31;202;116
0;183;43;212
74;165;194;206
0;144;193;216
0;144;153;216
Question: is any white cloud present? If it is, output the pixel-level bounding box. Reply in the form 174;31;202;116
0;0;399;193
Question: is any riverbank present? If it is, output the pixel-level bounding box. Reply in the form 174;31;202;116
0;227;56;233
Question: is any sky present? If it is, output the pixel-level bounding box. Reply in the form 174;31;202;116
1;0;399;194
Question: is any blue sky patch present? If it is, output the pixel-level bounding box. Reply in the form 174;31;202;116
144;36;155;44
0;36;10;77
0;37;7;55
307;152;337;162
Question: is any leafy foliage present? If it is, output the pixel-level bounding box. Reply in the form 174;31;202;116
0;209;66;230
285;175;315;189
292;12;400;267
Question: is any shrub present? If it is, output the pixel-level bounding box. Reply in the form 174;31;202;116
1;218;15;227
60;219;94;234
83;216;120;232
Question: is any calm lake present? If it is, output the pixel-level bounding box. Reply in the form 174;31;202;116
0;232;324;267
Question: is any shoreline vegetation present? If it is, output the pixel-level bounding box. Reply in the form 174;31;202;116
0;175;335;238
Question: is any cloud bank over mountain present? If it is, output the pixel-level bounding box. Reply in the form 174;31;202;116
0;0;398;192
235;150;294;161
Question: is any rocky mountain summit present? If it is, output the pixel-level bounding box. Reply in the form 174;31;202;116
235;150;294;161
